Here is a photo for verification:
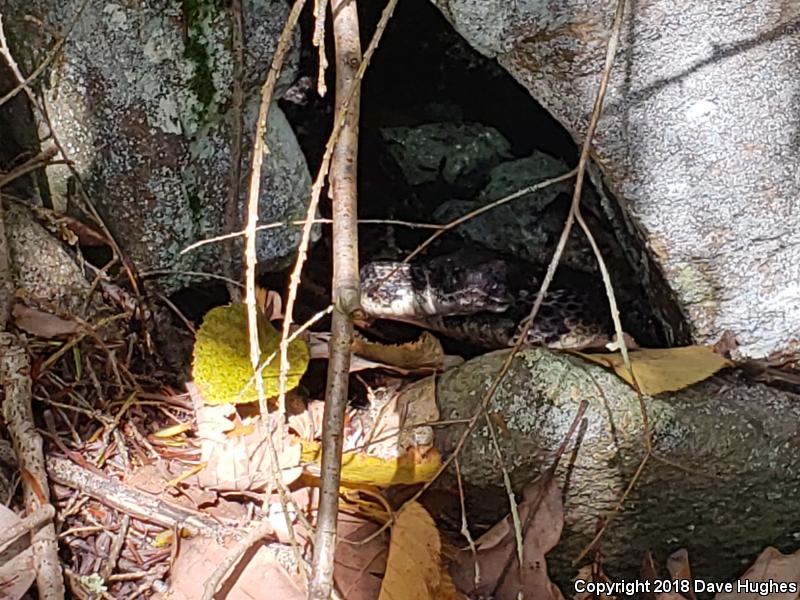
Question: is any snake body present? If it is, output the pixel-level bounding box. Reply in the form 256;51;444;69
359;253;612;350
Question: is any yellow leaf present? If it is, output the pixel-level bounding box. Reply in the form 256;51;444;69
301;441;441;486
379;502;447;600
575;346;733;395
167;463;206;487
152;527;194;548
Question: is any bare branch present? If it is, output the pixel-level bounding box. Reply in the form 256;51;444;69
308;0;362;595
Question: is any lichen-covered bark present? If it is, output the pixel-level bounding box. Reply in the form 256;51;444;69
430;0;800;360
436;348;800;583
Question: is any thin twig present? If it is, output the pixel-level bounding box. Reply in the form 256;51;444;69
140;269;244;288
228;1;311;596
0;180;12;331
312;0;330;96
515;0;628;372
99;514;129;581
0;503;55;555
455;458;480;588
223;0;246;301
201;519;276;600
0;0;92;107
492;400;588;596
402;169;577;267
572;448;647;565
0;147;60;189
181;216;445;255
242;0;307;416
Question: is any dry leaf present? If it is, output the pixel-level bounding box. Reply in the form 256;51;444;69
0;504;35;600
353;332;446;370
575;346;732;395
379;501;450;600
572;565;615;600
715;547;800;600
288;399;325;441
452;474;564;600
61;215;109;246
665;549;696;600
12;303;78;338
301;440;441;486
155;534;305;600
152;422;193;438
256;286;284;320
334;512;389;600
309;332;463;374
30;205;109;247
189;382;302;491
348;376;439;460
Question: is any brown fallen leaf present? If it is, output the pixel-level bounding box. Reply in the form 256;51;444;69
349;376;439;460
12;303;79;338
716;547;800;600
353;332;447;371
452;474;564;600
574;345;732;395
665;549;696;600
572;565;615;600
0;505;35;600
255;286;284;320
188;382;302;492
30;205;109;247
287;399;325;442
154;534;304;600
641;550;689;600
309;332;463;375
60;215;109;247
379;501;454;600
334;512;390;600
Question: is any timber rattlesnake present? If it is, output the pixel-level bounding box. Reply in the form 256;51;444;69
359;252;613;350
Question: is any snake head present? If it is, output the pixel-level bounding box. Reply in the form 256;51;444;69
420;256;514;316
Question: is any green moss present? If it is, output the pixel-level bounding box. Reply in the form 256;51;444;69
182;0;227;119
192;303;310;405
187;190;203;221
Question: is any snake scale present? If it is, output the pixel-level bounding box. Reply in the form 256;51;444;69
359;252;614;350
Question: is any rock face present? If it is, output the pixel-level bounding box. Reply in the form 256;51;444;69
435;347;800;584
434;152;596;272
3;0;314;292
430;0;800;360
381;122;512;196
5;203;99;317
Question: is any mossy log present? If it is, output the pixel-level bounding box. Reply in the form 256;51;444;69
435;348;800;584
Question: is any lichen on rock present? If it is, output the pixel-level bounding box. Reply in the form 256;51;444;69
7;0;313;293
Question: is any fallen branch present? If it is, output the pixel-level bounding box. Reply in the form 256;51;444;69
0;503;55;555
1;334;65;599
46;456;240;539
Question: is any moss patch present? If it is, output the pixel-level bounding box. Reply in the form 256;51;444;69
182;0;227;119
